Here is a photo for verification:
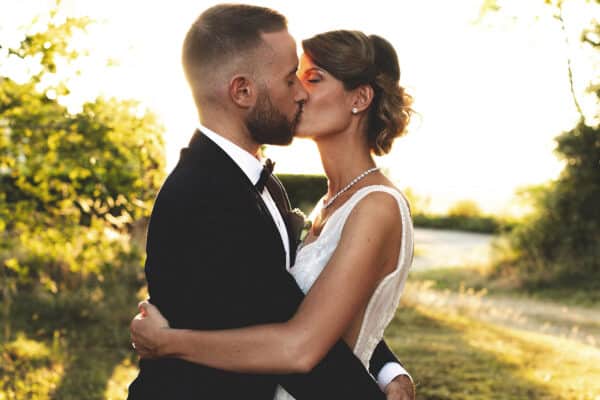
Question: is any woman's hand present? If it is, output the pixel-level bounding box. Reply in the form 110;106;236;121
130;301;170;358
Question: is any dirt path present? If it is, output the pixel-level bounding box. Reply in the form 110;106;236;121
412;228;495;271
409;228;600;348
404;283;600;348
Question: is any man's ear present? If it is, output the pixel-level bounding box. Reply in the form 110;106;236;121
229;75;255;108
351;84;374;114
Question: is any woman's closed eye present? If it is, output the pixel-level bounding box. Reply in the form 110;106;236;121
303;74;322;84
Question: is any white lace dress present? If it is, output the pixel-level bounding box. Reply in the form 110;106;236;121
273;185;414;400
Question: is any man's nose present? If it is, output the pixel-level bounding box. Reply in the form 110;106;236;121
295;84;308;103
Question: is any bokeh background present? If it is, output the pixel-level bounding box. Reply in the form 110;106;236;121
1;0;598;399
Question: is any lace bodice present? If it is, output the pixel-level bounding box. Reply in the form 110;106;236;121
274;185;414;400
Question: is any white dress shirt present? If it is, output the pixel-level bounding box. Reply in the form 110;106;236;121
198;124;410;388
199;124;290;270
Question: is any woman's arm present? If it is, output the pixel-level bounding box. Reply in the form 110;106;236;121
131;192;402;374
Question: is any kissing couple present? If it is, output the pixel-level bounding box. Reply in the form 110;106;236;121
128;3;415;400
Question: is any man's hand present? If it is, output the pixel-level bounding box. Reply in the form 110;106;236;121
384;375;415;400
130;301;170;358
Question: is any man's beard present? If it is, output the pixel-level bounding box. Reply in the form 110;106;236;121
245;91;302;146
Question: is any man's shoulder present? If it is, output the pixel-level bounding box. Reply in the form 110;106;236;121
158;162;226;199
152;163;255;222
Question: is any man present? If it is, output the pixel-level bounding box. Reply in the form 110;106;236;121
128;4;414;399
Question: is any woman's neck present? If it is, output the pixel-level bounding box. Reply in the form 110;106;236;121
315;133;376;197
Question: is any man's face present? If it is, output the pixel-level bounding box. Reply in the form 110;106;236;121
245;30;308;146
245;87;300;145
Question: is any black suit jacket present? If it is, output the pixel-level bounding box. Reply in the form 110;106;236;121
128;131;399;399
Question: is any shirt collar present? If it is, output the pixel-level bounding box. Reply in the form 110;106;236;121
198;123;263;185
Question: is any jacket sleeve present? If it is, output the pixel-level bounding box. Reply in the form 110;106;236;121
369;340;403;378
148;172;385;399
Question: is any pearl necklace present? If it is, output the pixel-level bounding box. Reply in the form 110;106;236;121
323;167;381;209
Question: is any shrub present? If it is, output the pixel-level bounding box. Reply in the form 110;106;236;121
276;173;327;214
501;122;600;286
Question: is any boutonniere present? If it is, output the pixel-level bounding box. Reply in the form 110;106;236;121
287;208;312;246
300;215;312;242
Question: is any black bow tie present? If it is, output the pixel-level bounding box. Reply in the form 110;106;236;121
255;158;275;193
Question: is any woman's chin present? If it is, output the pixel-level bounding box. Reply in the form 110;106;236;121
293;130;313;139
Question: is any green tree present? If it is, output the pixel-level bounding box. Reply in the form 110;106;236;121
448;199;482;218
510;121;600;284
483;0;600;285
0;4;165;337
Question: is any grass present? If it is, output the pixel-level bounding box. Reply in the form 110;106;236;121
412;214;512;234
2;268;600;399
0;269;145;400
387;302;600;399
410;265;600;309
1;329;138;400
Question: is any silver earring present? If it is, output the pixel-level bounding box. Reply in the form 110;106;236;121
351;107;358;115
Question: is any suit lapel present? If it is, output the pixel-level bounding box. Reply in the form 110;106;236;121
265;175;298;266
185;130;287;265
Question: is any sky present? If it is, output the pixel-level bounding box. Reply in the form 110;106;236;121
1;0;595;214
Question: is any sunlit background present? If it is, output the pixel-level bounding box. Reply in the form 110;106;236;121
1;0;595;215
2;2;599;399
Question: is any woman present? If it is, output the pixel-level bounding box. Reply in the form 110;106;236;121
131;30;414;399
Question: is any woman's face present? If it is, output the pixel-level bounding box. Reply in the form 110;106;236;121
294;54;355;139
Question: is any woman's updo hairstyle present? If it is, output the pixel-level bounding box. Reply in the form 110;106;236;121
302;30;412;155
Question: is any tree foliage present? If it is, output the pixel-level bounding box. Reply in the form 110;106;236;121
0;4;165;316
509;118;600;285
486;0;600;285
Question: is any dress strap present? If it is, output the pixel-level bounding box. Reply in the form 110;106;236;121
336;185;411;224
336;185;412;262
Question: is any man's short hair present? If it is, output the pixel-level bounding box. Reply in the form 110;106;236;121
182;4;287;101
